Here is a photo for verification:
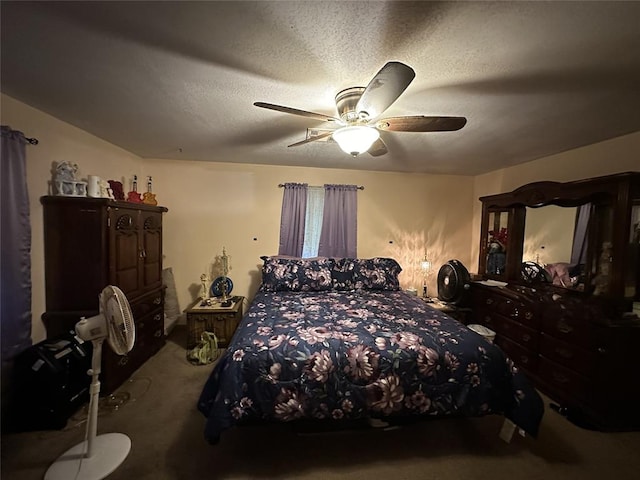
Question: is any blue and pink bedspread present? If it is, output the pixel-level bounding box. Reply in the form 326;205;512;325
198;289;544;443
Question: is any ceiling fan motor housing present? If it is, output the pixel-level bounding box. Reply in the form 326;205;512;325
335;87;367;123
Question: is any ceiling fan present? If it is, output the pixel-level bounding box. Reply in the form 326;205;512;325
254;61;467;157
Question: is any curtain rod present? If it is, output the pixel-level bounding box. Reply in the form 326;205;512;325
278;183;364;190
1;128;39;145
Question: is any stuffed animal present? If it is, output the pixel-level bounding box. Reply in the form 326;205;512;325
592;241;613;295
55;161;78;181
545;262;576;287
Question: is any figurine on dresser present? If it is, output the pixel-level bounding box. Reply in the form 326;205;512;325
108;180;125;200
52;161;87;196
126;175;143;203
200;274;210;303
142;176;158;206
592;241;613;295
487;239;506;275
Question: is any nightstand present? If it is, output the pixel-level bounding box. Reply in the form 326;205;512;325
184;297;244;349
422;297;472;324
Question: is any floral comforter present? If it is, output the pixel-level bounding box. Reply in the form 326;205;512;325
198;290;543;443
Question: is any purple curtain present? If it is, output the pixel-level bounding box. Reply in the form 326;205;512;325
278;183;308;257
1;126;33;419
318;184;358;258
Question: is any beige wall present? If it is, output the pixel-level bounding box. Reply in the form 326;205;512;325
152;159;474;318
4;92;638;345
470;131;640;271
2;94;145;344
2;95;474;344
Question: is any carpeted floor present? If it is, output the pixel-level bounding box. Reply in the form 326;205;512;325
2;325;640;480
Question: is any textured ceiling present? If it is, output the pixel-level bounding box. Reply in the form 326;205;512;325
2;1;640;175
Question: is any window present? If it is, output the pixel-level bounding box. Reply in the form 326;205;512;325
302;187;324;257
279;184;358;258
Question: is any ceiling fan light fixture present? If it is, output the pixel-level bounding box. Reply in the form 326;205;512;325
332;126;380;156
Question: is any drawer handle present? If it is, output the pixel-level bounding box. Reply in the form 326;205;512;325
524;311;533;320
118;356;129;366
153;297;162;305
597;347;606;355
153;313;161;321
486;298;494;305
554;347;573;359
522;333;531;342
154;329;163;338
556;319;573;334
520;355;529;364
552;371;569;384
484;315;493;324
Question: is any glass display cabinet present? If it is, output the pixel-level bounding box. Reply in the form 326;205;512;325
472;172;640;430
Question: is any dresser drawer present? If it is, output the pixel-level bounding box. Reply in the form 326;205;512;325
476;292;538;329
495;335;538;374
539;333;595;376
188;313;237;348
541;313;590;347
130;289;164;319
476;308;538;349
102;340;146;392
538;357;590;401
136;307;165;354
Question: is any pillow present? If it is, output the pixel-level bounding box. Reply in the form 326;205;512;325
332;257;402;291
331;258;363;291
357;257;402;290
260;256;335;292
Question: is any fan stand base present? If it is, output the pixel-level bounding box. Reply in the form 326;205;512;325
44;433;131;480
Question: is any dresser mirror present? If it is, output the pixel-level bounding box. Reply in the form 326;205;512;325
522;204;599;292
486;210;509;275
627;203;640;300
478;172;640;308
523;205;576;266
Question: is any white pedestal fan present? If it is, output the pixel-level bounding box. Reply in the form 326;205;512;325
45;285;135;480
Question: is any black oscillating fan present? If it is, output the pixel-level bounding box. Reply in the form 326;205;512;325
437;260;471;306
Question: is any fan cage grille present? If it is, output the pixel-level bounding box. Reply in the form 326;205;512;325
102;286;135;355
436;260;470;305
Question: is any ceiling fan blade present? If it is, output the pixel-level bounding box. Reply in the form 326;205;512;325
368;137;388;157
287;131;334;147
254;102;341;123
376;116;467;132
355;62;416;119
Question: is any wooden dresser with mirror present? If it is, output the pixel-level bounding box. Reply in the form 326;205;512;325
471;172;640;430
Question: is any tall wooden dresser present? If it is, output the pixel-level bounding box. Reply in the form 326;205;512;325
41;196;168;394
471;173;640;430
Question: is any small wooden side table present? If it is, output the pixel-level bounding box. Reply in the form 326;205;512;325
184;297;244;349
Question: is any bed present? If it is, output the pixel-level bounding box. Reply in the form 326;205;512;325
198;257;544;444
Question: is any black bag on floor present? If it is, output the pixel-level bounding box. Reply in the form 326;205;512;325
8;331;92;432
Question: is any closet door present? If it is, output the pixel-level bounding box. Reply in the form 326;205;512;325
42;198;109;312
109;207;143;298
141;210;163;291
